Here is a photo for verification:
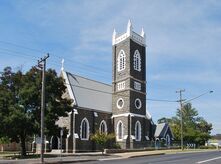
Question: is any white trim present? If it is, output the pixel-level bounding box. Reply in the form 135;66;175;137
135;121;141;141
117;81;126;91
74;133;79;139
135;98;142;109
80;118;90;140
116;98;124;109
145;136;150;140
99;120;107;134
94;112;98;117
112;112;146;119
73;108;78;114
134;81;141;91
116;120;124;141
130;135;135;140
112;21;146;46
146;110;152;120
163;124;169;138
166;134;170;146
162;124;174;139
62;71;76;106
133;50;141;72
123;135;128;140
117;50;126;72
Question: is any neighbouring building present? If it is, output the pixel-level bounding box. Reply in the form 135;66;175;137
53;20;173;152
153;123;174;148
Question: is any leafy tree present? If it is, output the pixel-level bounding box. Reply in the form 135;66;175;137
0;67;72;156
158;103;212;146
90;132;116;154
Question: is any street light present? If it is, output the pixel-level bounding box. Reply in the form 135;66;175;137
177;90;213;150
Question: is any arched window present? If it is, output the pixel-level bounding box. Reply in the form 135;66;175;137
133;50;141;71
116;121;123;141
80;118;89;140
99;120;107;134
166;134;170;147
117;50;126;72
135;121;141;141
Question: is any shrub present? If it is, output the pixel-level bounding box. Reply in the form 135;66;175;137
91;132;117;153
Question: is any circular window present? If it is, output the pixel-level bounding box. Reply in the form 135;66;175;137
117;98;124;109
135;98;142;109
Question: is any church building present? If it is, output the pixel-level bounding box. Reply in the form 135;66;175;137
55;21;173;152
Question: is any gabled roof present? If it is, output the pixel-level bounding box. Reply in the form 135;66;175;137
62;71;112;113
154;123;173;138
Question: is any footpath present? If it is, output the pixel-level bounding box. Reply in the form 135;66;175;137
0;149;219;164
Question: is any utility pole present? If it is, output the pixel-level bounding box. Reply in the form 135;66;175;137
38;53;49;163
176;89;185;150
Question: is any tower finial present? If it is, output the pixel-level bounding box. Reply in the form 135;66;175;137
127;19;132;35
113;28;116;37
141;27;145;37
112;28;117;45
61;59;64;71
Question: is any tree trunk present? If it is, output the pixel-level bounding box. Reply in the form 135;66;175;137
20;134;26;156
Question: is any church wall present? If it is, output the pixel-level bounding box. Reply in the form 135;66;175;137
112;90;130;114
129;91;146;115
74;107;112;152
113;116;130;149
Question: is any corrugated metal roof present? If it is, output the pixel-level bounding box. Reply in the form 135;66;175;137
154;123;167;138
65;72;112;113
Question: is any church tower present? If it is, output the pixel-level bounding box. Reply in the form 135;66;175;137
112;20;150;149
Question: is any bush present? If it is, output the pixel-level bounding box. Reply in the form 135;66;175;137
91;132;117;153
199;145;217;149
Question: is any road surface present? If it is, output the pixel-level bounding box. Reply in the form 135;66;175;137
83;150;221;164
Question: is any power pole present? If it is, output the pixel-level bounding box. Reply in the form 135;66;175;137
176;89;185;150
38;53;49;163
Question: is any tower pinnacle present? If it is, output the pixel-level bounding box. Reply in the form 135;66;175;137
127;19;133;35
61;59;64;71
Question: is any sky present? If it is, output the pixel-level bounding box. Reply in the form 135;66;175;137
0;0;220;135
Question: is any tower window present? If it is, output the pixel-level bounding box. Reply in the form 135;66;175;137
133;50;141;71
99;120;107;134
117;121;123;141
117;81;125;91
135;121;141;141
117;98;124;109
134;81;141;91
135;98;142;109
80;118;89;140
117;50;126;72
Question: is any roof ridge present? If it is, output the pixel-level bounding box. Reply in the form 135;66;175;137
66;71;112;87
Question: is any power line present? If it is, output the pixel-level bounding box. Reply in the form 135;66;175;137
0;40;46;53
64;82;177;103
0;41;111;74
0;50;111;82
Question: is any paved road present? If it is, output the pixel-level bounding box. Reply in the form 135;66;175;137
83;151;221;164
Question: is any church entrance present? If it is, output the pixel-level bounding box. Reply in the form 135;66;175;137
50;136;59;149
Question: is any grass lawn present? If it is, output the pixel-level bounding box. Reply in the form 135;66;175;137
0;151;57;159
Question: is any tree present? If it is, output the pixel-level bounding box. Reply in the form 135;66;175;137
158;103;212;146
0;67;72;156
90;132;116;154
